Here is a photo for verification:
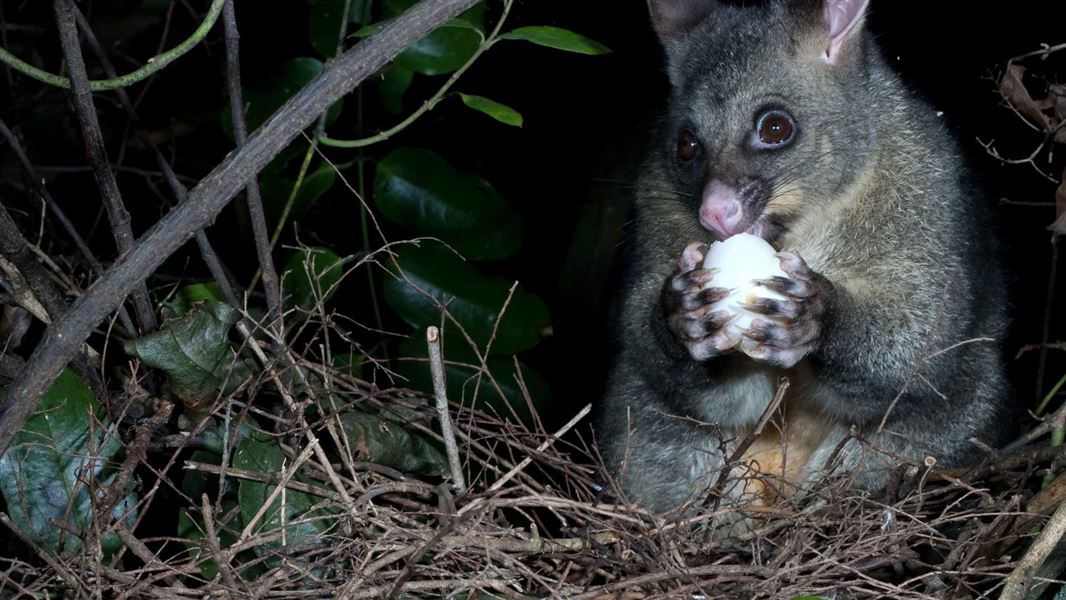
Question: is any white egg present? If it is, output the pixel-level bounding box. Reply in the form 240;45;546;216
701;233;788;357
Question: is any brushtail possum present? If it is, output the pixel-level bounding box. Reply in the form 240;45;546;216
597;0;1015;514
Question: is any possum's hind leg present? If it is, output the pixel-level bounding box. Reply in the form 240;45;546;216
598;370;729;513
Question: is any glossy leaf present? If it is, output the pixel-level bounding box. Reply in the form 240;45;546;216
261;163;338;231
332;353;365;379
125;301;252;409
221;58;341;139
309;0;362;58
499;26;611;55
234;434;328;556
374;147;523;260
382;0;485;75
458;94;523;127
379;66;414;114
339;410;446;475
0;370;135;556
165;282;225;317
383;243;550;355
397;335;549;422
282;248;345;310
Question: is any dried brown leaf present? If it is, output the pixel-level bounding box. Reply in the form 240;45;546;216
1000;64;1053;129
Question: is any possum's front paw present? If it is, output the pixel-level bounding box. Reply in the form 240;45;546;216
741;251;830;368
662;242;735;361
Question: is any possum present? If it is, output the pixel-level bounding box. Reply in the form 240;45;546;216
596;0;1015;516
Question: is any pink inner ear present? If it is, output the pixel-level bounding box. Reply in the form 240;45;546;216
823;0;870;39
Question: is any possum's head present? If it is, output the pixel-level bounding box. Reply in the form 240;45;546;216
648;0;878;242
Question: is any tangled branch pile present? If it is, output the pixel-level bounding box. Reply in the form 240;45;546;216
2;356;1064;600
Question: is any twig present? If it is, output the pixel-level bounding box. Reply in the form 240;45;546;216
68;4;243;314
1002;393;1066;454
1000;499;1066;600
1035;234;1060;403
185;461;338;501
222;0;284;351
320;0;516;149
0;0;224;91
428;326;465;490
53;0;157;334
200;494;241;592
569;564;774;599
459;404;592;517
0;0;483;459
0;118;137;335
711;377;790;498
0;205;104;394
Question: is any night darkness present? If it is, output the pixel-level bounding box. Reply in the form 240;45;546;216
0;0;1064;426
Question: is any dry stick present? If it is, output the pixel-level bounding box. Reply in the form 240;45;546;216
221;0;284;348
710;377;790;499
427;326;465;490
53;0;156;334
200;494;241;592
1035;233;1060;403
186;461;338;501
569;564;774;600
0;203;104;394
0;119;137;335
69;5;243;312
1002;396;1066;455
458;404;592;517
0;513;85;594
999;499;1066;600
0;0;482;459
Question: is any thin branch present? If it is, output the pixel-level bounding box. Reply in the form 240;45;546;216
428;326;465;490
0;118;137;335
999;499;1066;600
0;0;484;458
222;0;284;348
68;4;242;311
53;0;157;333
0;203;103;394
0;0;224;91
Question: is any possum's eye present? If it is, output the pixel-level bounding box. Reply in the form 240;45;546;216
754;110;796;148
676;130;701;161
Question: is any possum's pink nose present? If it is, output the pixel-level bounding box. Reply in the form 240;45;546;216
699;180;744;240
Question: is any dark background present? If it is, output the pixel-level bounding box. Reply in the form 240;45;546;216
0;0;1064;424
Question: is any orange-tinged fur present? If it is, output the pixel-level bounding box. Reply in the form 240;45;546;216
734;399;833;506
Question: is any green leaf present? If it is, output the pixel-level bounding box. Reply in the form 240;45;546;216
309;0;360;58
0;370;135;556
382;0;485;75
396;335;549;422
221;58;342;139
282;248;345;310
165;283;225;317
374;147;523;260
332;353;365;379
458;94;523;127
499;26;611;55
339;410;446;475
125;301;252;408
260;162;338;231
383;243;550;355
234;434;329;557
378;66;414;114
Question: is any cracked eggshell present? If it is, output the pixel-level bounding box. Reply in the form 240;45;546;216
701;233;788;356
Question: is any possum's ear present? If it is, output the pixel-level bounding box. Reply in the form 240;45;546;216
647;0;717;41
821;0;870;65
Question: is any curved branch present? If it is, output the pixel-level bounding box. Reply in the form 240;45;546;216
0;0;225;92
0;0;482;458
